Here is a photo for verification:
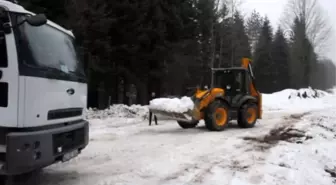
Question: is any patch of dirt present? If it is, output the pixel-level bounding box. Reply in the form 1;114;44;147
278;162;291;169
316;123;335;132
325;167;336;184
243;126;312;145
229;160;249;172
243;112;313;153
325;168;336;178
309;116;335;132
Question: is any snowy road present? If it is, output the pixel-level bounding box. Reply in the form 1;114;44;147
4;88;336;185
39;106;335;184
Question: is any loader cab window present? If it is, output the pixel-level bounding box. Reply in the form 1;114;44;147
11;13;86;82
213;69;246;95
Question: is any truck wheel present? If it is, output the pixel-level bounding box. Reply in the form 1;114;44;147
177;121;198;129
238;103;258;128
204;100;229;131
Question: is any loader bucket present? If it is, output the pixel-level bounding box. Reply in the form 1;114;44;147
149;108;195;123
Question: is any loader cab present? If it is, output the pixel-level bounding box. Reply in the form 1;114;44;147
211;67;250;97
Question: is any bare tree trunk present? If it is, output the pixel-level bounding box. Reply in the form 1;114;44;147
280;0;333;55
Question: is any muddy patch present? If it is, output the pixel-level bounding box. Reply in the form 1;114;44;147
317;123;335;132
325;167;336;183
228;160;249;172
243;126;312;145
242;112;313;151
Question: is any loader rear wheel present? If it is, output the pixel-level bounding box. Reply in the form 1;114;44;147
238;103;258;128
205;101;229;131
177;121;198;129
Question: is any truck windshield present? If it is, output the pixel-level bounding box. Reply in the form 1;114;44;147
12;13;85;82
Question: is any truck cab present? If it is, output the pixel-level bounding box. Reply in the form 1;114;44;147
0;0;89;175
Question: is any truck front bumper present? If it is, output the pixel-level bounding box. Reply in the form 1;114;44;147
1;120;89;175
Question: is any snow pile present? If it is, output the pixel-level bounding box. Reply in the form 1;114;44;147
262;87;333;112
288;87;328;99
326;86;336;94
148;96;194;113
85;104;148;120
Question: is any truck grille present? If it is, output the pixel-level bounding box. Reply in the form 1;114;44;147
47;108;83;120
52;128;85;155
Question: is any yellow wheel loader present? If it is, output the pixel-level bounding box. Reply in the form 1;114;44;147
150;58;262;131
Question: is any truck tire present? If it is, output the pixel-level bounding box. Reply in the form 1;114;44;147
177;121;198;129
238;103;258;128
204;100;229;131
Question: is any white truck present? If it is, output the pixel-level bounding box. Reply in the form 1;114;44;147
0;0;89;176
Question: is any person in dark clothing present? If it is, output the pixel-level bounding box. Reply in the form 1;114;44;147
149;92;158;126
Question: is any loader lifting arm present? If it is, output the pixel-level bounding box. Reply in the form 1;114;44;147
241;58;262;119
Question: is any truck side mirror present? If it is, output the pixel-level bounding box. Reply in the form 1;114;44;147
3;13;47;33
26;14;47;27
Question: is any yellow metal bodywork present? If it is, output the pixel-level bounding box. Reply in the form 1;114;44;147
191;88;225;120
242;58;262;119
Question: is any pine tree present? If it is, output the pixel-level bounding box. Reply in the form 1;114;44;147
214;3;231;68
289;17;318;89
253;16;274;93
195;0;218;86
272;27;290;91
246;10;263;53
231;11;251;67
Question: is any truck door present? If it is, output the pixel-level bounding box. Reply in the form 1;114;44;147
0;11;19;127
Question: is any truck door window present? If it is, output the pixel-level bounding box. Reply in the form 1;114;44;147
0;31;7;68
0;12;8;68
0;29;7;107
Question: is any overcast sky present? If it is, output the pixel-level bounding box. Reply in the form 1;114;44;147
240;0;336;62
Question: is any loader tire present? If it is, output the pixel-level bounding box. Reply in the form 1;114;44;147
204;100;229;131
238;103;258;128
177;121;198;129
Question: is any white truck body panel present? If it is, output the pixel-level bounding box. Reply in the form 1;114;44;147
21;77;87;127
0;19;19;127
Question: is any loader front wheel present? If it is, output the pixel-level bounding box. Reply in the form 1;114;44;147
205;101;229;131
177;121;198;129
238;103;258;128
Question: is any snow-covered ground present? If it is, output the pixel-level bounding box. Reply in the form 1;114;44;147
32;88;336;185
